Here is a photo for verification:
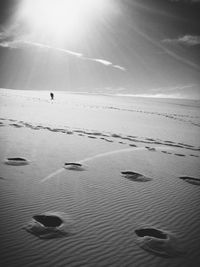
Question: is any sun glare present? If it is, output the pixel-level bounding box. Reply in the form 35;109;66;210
19;0;111;41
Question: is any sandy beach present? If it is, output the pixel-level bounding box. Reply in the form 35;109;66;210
0;89;200;267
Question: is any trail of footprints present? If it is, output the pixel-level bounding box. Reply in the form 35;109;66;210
2;153;199;257
1;117;200;186
1;117;200;159
92;105;200;128
1;117;199;258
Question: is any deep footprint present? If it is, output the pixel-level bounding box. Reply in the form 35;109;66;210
135;226;185;258
121;171;152;182
179;176;200;186
23;212;75;239
4;157;29;166
64;162;86;171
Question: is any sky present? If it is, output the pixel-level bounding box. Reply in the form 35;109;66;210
0;0;200;99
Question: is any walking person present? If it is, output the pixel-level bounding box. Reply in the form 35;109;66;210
50;92;54;101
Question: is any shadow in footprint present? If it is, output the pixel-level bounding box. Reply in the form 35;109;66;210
135;226;185;258
121;171;152;182
179;176;200;186
4;157;29;166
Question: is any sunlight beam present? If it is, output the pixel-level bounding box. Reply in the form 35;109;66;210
19;0;111;41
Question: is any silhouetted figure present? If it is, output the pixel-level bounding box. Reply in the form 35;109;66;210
50;92;54;101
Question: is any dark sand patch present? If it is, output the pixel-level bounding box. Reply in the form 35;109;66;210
4;157;29;166
23;212;75;239
135;226;185;258
179;176;200;186
121;171;152;182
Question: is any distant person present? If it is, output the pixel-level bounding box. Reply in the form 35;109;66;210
50;92;54;101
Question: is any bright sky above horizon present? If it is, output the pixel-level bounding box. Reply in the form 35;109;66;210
0;0;199;99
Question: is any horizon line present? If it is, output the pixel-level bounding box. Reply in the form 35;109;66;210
0;87;199;101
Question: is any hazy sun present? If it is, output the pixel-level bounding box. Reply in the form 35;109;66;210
19;0;110;41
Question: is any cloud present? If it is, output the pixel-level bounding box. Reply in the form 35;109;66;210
113;65;126;71
163;35;200;46
0;31;126;71
91;59;112;66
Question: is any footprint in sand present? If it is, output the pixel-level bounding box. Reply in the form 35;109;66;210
111;133;121;138
190;154;199;158
23;212;75;239
121;171;152;182
129;144;137;147
145;146;156;151
4;157;29;166
100;137;113;142
135;226;185;258
161;151;172;154
66;131;73;135
145;138;155;141
64;162;86;171
179;176;200;186
88;136;97;139
119;141;126;144
10;123;23;128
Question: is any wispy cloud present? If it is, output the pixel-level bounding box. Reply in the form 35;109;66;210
91;59;112;66
163;35;200;46
0;31;126;71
